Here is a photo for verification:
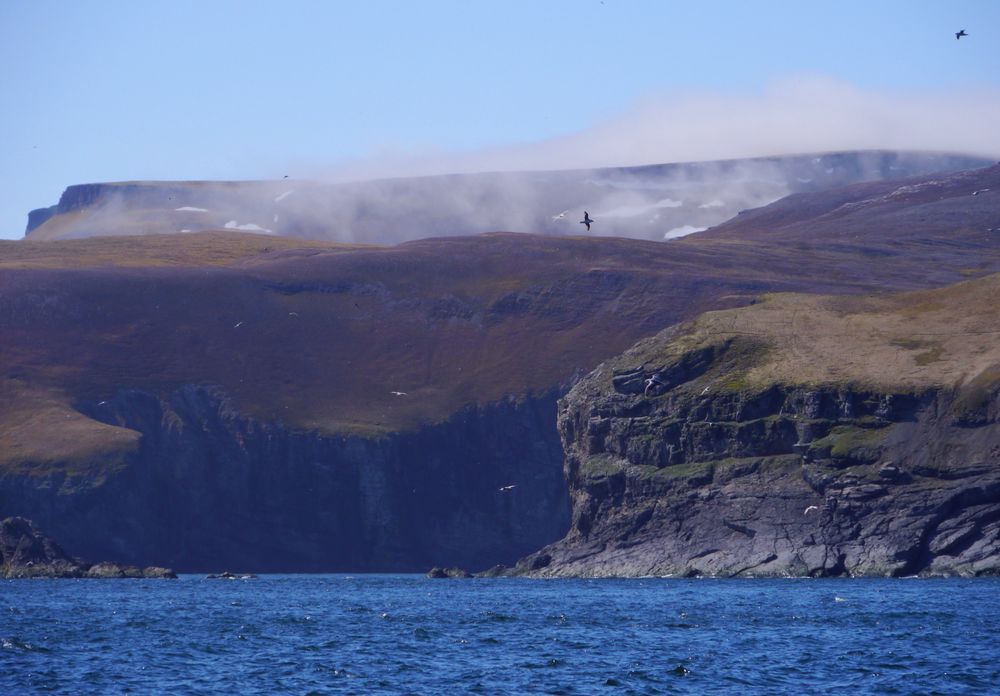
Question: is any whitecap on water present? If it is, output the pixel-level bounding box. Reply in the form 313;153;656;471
2;637;44;652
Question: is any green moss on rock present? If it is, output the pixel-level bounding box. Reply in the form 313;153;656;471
810;425;889;463
578;454;626;481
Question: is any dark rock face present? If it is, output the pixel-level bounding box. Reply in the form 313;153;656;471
0;517;176;579
25;206;58;235
1;516;84;578
0;386;570;573
512;367;1000;577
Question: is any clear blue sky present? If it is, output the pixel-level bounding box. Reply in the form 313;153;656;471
1;0;998;239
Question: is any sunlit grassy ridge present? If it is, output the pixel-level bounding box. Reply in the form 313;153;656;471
599;273;1000;397
0;380;139;479
0;231;360;269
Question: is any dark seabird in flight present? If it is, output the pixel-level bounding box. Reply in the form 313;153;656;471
956;30;968;39
580;211;594;231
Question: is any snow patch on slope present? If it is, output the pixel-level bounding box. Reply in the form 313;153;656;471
663;225;707;240
225;220;274;234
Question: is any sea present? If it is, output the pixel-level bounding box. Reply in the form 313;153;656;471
2;575;998;694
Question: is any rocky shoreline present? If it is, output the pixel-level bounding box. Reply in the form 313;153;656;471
1;517;176;579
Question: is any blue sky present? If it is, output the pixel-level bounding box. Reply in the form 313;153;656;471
1;0;999;239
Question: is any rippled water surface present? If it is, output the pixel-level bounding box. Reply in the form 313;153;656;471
3;576;1000;694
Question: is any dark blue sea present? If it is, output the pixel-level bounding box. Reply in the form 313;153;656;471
3;575;999;694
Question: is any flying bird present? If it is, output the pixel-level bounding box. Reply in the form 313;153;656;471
644;375;664;396
499;484;517;492
233;321;243;328
580;211;594;231
956;29;967;39
552;210;569;221
804;505;819;515
390;391;407;396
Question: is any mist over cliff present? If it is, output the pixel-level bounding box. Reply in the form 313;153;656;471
26;151;991;244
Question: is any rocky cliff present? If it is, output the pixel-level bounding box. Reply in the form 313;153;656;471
0;386;568;573
513;277;1000;577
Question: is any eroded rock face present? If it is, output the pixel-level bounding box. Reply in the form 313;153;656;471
0;516;85;578
512;355;1000;578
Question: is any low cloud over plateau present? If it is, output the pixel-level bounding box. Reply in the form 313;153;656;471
27;78;1000;245
330;77;1000;179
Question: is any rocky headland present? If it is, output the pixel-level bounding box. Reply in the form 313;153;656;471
512;275;1000;577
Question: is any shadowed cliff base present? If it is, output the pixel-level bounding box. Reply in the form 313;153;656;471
1;387;568;573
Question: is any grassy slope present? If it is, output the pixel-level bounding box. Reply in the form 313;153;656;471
2;233;765;431
0;381;140;479
0;231;359;268
683;164;1000;290
609;273;1000;396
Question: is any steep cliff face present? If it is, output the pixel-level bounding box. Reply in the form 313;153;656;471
26;184;146;235
25;206;58;234
0;386;568;573
513;278;1000;577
